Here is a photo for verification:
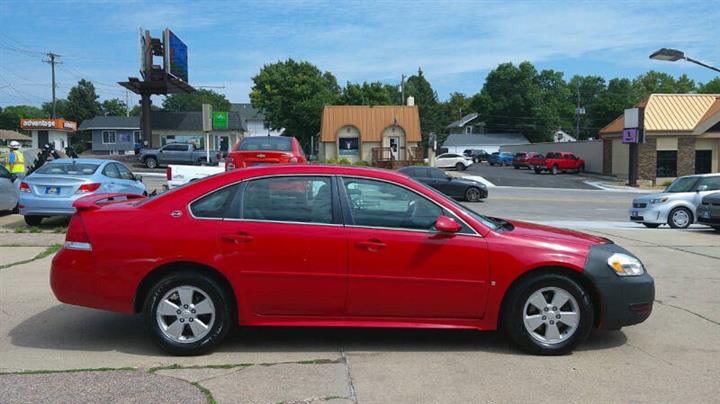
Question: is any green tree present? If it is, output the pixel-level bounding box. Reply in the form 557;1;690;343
101;98;128;116
594;78;635;133
444;92;471;121
631;70;697;101
41;99;70;118
250;59;340;149
340;81;397;105
0;104;43;130
404;68;443;144
162;89;231;112
128;104;161;116
568;75;607;139
698;77;720;93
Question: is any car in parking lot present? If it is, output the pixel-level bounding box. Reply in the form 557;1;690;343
463;149;489;163
488;152;514;166
434;153;473;170
629;173;720;229
19;159;146;226
512;152;540;169
693;192;720;231
0;165;19;213
527;152;585;174
139;143;220;169
51;164;654;356
398;166;487;202
225;136;306;170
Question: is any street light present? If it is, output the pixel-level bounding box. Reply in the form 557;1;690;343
649;48;720;73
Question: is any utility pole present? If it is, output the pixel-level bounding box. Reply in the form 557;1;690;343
125;89;130;117
575;87;585;138
400;74;406;105
44;52;61;118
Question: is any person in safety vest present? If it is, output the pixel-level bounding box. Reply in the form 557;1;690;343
4;141;26;175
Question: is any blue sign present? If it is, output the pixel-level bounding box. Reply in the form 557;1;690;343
164;29;188;82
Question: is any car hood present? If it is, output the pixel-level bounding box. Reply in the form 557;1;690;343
452;178;486;188
503;219;609;246
633;192;686;203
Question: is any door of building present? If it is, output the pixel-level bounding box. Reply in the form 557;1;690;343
38;130;49;147
695;150;712;174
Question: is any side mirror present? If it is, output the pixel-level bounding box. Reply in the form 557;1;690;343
134;174;143;182
697;185;708;192
435;215;461;233
9;173;16;182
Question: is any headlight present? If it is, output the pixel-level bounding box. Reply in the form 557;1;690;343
607;253;645;276
650;197;668;204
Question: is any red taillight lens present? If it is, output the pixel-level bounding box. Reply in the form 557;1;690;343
166;166;172;181
65;214;92;250
19;181;30;192
76;183;101;194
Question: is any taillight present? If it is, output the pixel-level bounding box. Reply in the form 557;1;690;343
65;214;92;251
76;183;101;194
19;181;30;192
166;166;172;181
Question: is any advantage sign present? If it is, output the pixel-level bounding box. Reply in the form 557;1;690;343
213;111;228;129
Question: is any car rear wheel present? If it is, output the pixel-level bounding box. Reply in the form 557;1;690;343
513;165;519;169
668;207;692;229
145;157;158;169
534;168;542;174
465;187;483;202
503;273;593;355
713;226;720;232
551;165;559;175
24;215;43;226
642;223;661;228
144;272;233;356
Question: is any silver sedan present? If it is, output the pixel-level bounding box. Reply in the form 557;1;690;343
629;173;720;229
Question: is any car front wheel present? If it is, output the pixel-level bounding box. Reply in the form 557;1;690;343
465;187;483;202
668;207;692;229
145;157;158;169
144;272;233;356
503;273;593;355
551;165;559;175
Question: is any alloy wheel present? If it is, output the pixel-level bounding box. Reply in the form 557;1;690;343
671;208;691;228
465;187;482;202
522;287;579;345
156;285;216;344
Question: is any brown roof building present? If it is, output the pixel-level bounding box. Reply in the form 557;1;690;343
319;105;423;165
599;94;720;182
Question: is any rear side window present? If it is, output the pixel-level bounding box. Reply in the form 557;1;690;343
242;176;333;224
238;137;292;152
700;176;720;191
190;184;240;219
36;163;100;176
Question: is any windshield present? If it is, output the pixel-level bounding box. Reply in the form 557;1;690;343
665;177;699;193
35;162;100;176
238;137;292;151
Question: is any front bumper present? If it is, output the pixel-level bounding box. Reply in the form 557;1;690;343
628;204;669;224
583;243;655;330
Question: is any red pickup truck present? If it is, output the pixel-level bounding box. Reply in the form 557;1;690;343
527;152;585;175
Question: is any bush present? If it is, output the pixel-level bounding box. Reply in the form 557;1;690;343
324;158;338;164
338;158;351;165
353;160;370;166
70;143;85;154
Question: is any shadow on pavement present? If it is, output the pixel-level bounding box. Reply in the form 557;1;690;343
10;304;627;357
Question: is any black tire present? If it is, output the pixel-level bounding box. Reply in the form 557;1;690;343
513;165;519;169
144;271;233;356
502;272;594;355
145;157;158;169
455;162;464;171
713;226;720;232
551;165;559;175
667;207;693;229
11;203;19;214
578;164;585;173
465;187;483;202
24;215;42;226
534;168;542;174
489;162;494;167
642;223;661;228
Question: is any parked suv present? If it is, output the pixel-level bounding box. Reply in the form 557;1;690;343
488;152;513;166
512;152;540;169
629;174;720;229
225;136;306;170
528;152;585;174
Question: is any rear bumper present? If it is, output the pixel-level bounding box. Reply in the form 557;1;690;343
19;193;80;216
583;244;654;330
696;205;720;226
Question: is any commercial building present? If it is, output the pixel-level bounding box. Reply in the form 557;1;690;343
19;118;77;150
149;111;245;153
319;105;423;166
79;116;140;155
599;94;720;182
230;103;283;137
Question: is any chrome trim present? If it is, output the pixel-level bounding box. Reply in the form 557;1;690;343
221;218;343;227
344;224;482;238
64;241;92;251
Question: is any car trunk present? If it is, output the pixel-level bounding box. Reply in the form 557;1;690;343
25;175;89;197
229;150;293;167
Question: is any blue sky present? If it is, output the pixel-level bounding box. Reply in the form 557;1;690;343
1;0;718;109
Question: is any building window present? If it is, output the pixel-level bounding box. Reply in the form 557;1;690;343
102;130;116;144
695;150;712;174
656;151;677;177
338;137;359;155
118;132;132;143
465;126;472;134
133;130;141;143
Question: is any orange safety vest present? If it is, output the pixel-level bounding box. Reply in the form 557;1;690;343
4;149;25;174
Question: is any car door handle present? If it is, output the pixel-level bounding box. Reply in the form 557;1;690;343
357;239;386;251
220;232;254;244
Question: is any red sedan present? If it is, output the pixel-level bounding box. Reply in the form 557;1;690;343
51;165;654;356
225;136;306;170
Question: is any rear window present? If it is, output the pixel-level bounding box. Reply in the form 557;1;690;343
35;162;100;176
237;137;292;152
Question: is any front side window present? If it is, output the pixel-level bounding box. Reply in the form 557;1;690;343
242;176;333;224
341;177;442;231
102;131;116;144
657;151;678;177
190;184;240;219
116;164;133;180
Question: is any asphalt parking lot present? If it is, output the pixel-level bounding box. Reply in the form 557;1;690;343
465;161;599;189
1;184;718;404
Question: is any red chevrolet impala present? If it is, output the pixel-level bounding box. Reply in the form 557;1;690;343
51;165;654;355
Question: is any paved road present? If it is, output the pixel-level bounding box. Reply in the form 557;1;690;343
464;161;599;189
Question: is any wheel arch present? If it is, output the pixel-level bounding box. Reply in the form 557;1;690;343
133;261;238;320
497;265;601;329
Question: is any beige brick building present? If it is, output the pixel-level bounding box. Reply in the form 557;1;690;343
600;94;720;183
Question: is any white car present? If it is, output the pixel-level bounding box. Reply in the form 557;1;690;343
434;153;473;170
629;173;720;229
166;164;224;189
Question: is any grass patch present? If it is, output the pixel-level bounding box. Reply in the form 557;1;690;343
14;226;42;234
191;382;217;404
0;366;136;375
0;244;62;270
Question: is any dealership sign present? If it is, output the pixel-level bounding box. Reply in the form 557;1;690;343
20;118;77;132
213;112;229;129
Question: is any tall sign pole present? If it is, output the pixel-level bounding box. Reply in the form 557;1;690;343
623;107;645;187
202;104;212;164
